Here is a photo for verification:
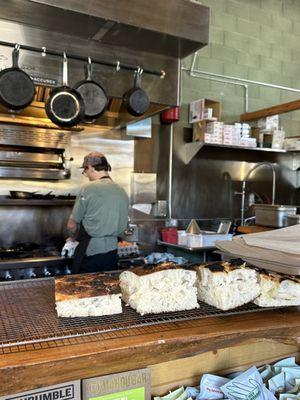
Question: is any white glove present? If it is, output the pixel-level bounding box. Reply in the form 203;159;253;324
61;240;79;258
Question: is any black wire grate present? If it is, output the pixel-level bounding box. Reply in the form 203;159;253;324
0;278;280;351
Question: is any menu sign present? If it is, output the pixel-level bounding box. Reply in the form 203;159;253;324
0;381;80;400
82;369;151;400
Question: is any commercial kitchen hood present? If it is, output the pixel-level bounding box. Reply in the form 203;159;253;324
1;0;210;59
0;0;210;129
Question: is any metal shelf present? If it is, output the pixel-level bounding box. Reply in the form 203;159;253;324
181;142;290;164
157;240;215;252
0;197;75;206
204;143;287;152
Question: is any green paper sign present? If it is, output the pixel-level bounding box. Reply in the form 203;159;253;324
91;387;145;400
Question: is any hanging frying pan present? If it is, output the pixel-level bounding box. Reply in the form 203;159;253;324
45;52;85;128
0;44;35;110
74;57;108;122
123;68;150;117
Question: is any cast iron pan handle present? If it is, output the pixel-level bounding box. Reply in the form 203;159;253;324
85;57;93;81
133;67;143;88
12;44;20;68
62;52;68;87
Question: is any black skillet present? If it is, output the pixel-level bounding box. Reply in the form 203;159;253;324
0;44;35;110
123;68;150;117
45;52;85;128
9;191;38;199
74;57;108;122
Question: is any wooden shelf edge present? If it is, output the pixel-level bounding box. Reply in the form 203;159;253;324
240;99;300;121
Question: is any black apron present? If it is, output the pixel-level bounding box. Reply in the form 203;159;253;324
72;175;112;274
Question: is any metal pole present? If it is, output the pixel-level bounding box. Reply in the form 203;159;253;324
168;123;174;219
0;40;165;78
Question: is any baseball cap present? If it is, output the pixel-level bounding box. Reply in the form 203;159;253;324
81;151;111;170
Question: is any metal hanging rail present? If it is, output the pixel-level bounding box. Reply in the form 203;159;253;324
0;40;166;79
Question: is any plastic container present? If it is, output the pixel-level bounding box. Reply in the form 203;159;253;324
187;234;203;248
187;232;232;248
201;232;232;247
161;227;178;244
177;230;188;246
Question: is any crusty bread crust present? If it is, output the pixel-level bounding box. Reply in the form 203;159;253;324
259;270;300;284
127;262;192;276
194;260;247;274
55;272;121;302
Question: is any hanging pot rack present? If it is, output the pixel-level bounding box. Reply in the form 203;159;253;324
0;40;166;79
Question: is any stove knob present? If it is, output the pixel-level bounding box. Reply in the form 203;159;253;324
64;266;72;275
54;268;62;276
28;269;37;279
4;271;14;281
43;267;51;277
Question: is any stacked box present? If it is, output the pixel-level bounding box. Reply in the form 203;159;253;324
240;137;257;147
284;137;300;150
257;115;279;131
205;121;223;144
222;124;241;145
271;130;285;149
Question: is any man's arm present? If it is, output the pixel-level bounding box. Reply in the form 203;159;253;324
66;218;79;241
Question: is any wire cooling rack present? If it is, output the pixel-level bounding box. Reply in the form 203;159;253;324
0;278;280;351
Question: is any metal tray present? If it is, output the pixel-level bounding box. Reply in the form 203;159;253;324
0;278;282;351
157;240;215;251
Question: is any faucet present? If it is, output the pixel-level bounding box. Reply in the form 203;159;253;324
241;161;276;226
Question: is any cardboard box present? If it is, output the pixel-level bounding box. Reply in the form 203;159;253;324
82;368;151;400
189;98;221;123
192;120;206;141
272;130;285;149
0;381;81;400
252;130;284;149
284;136;300;150
257;115;279;130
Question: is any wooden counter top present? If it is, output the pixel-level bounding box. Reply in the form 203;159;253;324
0;307;299;395
236;225;274;234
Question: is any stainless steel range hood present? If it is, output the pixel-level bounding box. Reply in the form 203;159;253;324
0;0;210;130
2;0;210;59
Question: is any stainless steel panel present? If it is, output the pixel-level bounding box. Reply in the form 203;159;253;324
127;118;152;138
135;125;298;221
0;124;70;149
130;173;157;204
0;206;72;247
0;151;61;163
0;19;180;106
24;0;210;58
0;166;69;180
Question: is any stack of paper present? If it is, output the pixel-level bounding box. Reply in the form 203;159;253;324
216;225;300;275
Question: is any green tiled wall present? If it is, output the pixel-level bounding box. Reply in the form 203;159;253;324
181;0;300;136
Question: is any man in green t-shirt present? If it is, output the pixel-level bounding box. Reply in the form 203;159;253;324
66;151;129;273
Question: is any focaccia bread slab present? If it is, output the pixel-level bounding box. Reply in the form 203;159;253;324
119;264;199;315
254;271;300;307
55;272;122;317
195;261;260;310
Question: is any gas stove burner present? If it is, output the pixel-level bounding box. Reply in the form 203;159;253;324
0;243;60;260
